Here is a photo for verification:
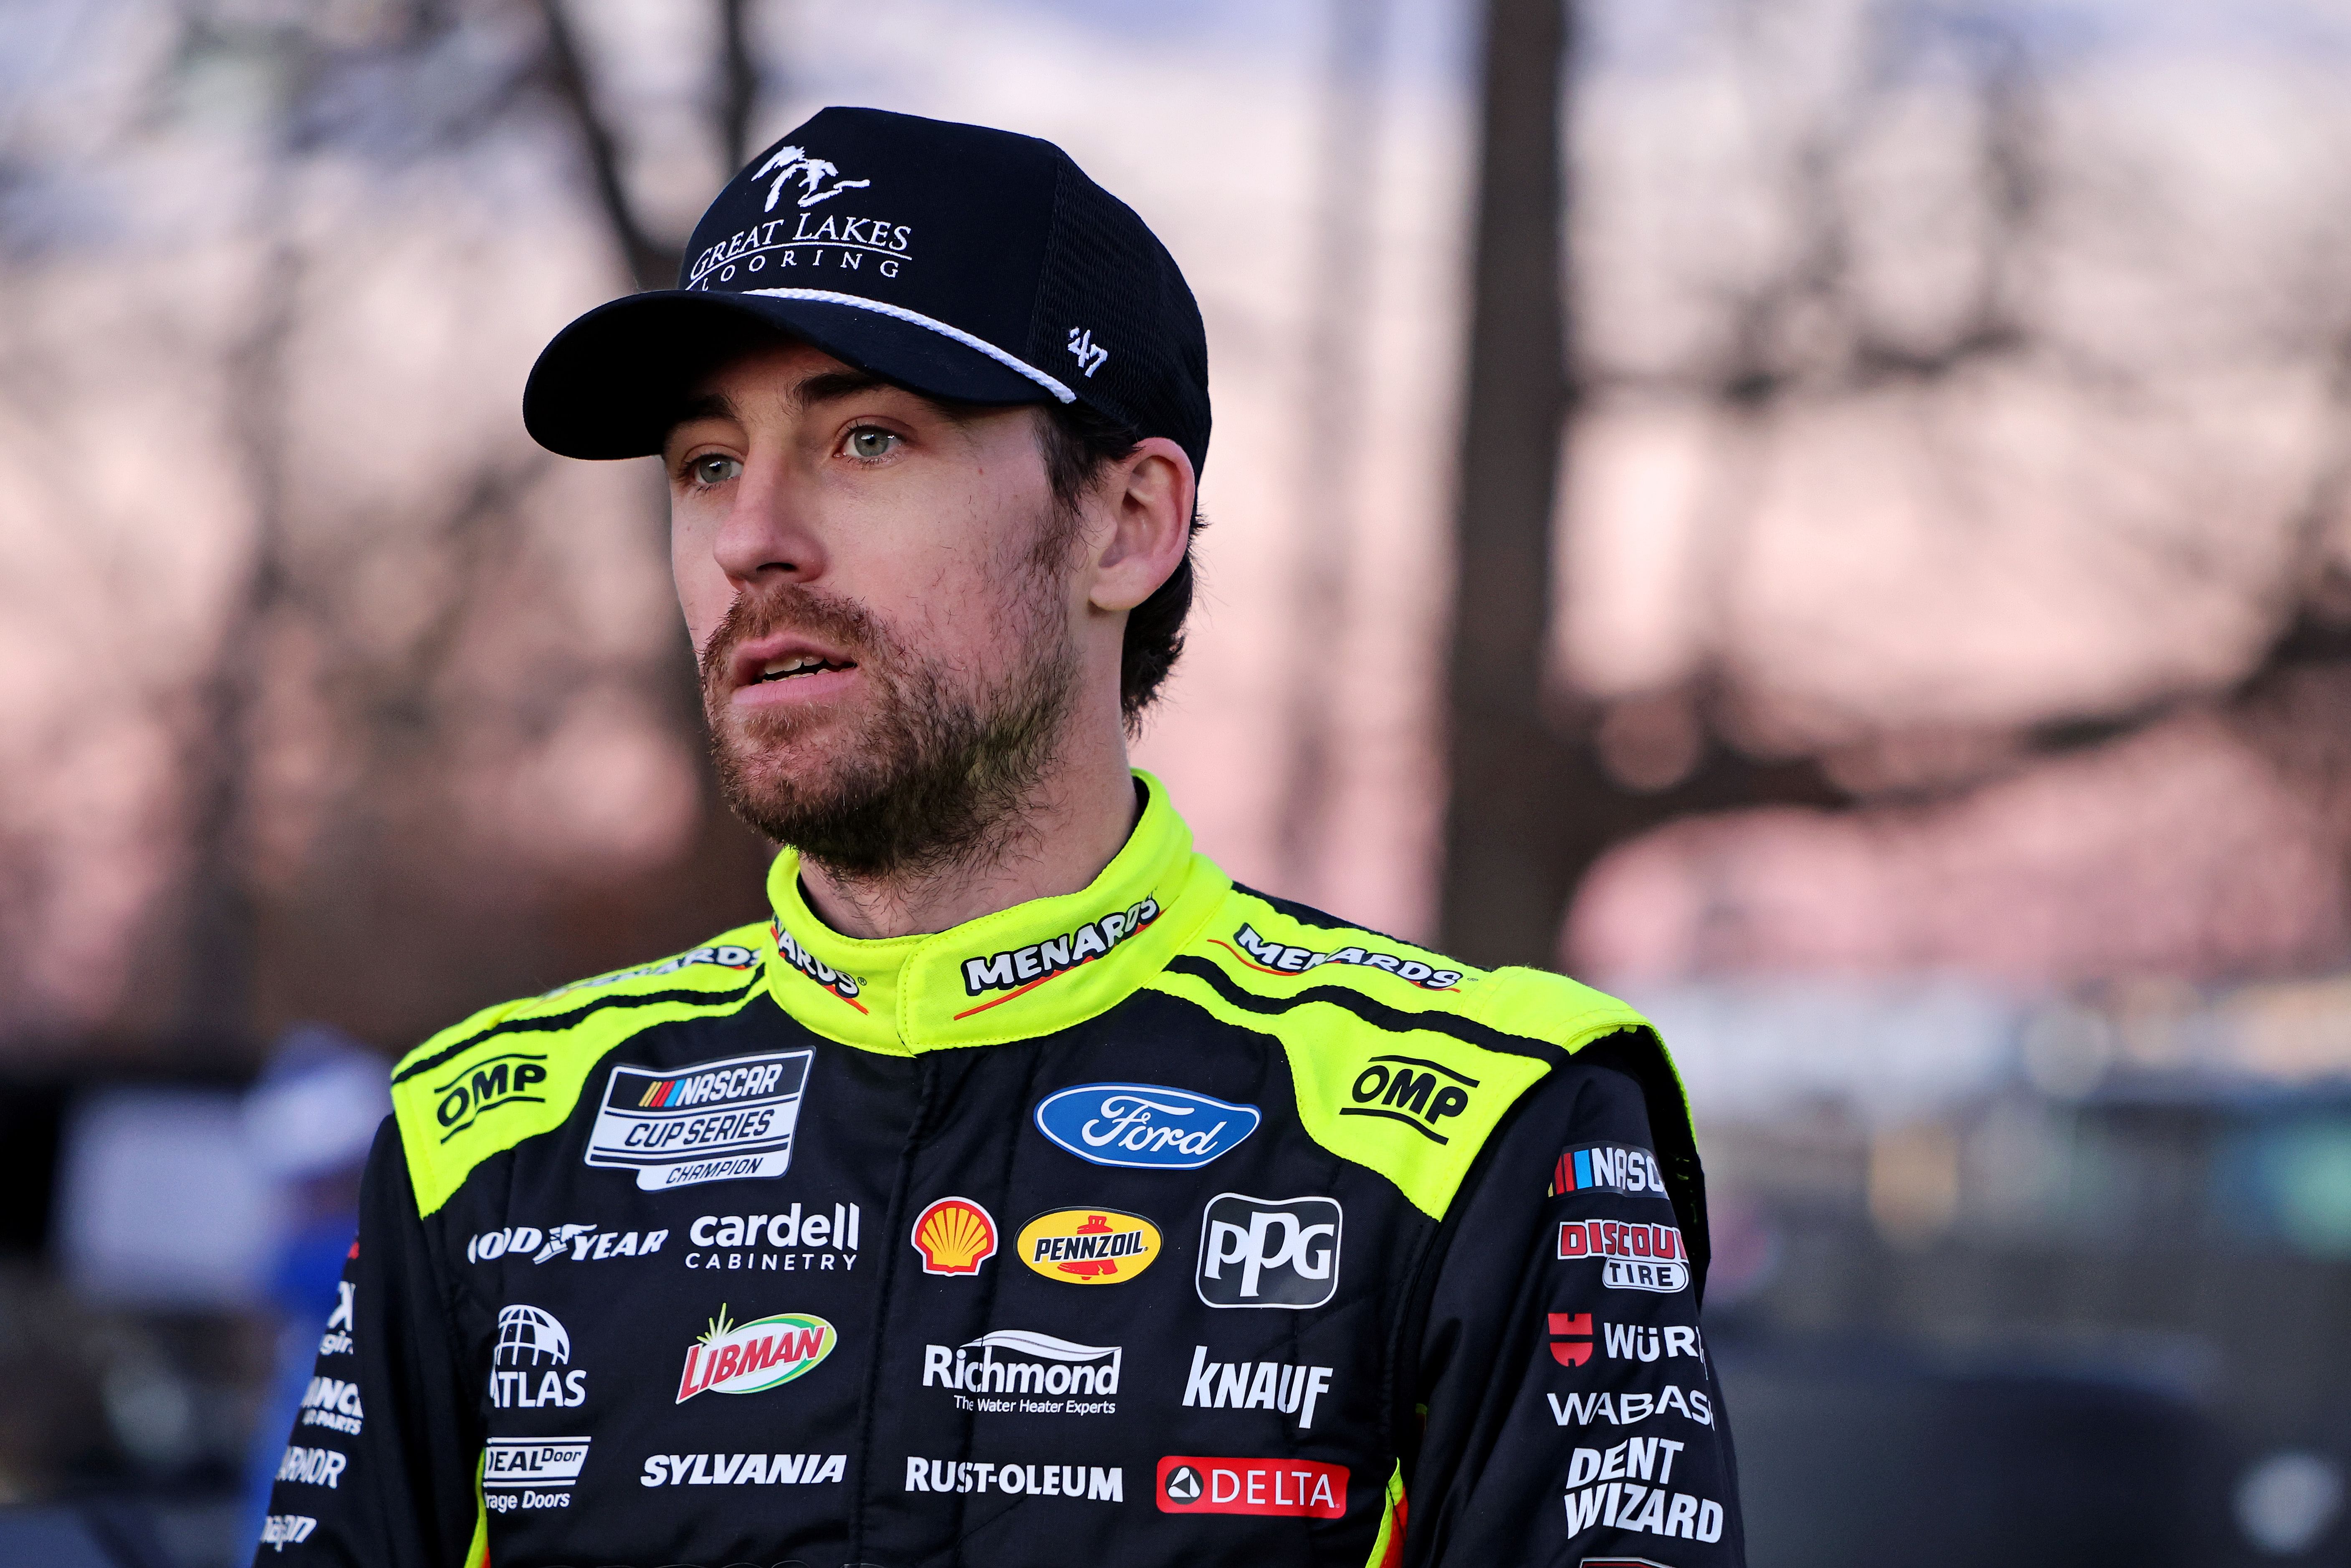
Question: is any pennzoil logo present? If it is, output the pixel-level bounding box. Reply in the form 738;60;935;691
1015;1209;1161;1285
433;1052;549;1141
911;1197;998;1276
675;1305;836;1401
958;898;1160;1002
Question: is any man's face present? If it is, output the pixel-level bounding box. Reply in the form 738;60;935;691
665;338;1083;875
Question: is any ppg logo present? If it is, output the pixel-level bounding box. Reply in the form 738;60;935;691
1196;1193;1342;1310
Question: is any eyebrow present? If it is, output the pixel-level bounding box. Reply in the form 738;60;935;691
671;368;911;430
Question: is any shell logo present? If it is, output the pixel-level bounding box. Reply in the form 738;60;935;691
1016;1208;1162;1285
910;1196;998;1276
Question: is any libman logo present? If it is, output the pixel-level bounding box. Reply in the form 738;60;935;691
1227;924;1463;989
584;1048;812;1191
1016;1209;1161;1285
675;1305;836;1401
432;1052;549;1142
1557;1219;1690;1293
958;898;1161;1004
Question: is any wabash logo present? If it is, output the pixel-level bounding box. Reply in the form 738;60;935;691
433;1052;549;1141
1557;1220;1689;1293
1156;1456;1347;1517
1344;1056;1475;1144
1197;1194;1342;1309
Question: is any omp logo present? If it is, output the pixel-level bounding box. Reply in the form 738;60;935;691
1557;1220;1689;1294
258;1515;316;1552
433;1052;549;1141
1015;1209;1162;1285
751;144;871;211
773;922;865;1010
298;1376;363;1436
1344;1055;1476;1143
1032;1083;1260;1170
1223;924;1464;989
1196;1193;1342;1310
957;898;1161;1008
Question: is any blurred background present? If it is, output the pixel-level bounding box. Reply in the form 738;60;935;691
3;0;2350;1563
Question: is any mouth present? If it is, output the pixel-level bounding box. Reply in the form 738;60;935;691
751;653;857;684
723;632;864;705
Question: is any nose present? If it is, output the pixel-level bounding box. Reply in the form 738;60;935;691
711;449;827;587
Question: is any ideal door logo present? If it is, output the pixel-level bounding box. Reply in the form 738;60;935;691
584;1049;811;1190
1196;1194;1341;1309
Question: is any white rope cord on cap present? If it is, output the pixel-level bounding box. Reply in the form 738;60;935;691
743;287;1077;403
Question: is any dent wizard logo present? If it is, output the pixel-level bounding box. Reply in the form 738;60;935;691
1033;1084;1260;1170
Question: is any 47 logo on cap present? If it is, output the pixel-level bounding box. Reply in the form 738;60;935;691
911;1197;998;1276
1196;1194;1342;1309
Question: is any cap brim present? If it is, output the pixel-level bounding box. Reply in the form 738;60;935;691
523;290;1069;460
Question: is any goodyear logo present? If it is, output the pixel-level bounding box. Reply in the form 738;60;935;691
1016;1209;1161;1285
434;1052;550;1142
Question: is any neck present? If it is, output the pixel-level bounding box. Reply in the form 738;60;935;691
795;733;1140;941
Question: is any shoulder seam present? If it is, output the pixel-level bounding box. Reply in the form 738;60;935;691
1162;954;1552;1060
389;975;765;1085
1226;880;1434;953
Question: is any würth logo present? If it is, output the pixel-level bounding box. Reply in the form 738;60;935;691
1548;1312;1593;1366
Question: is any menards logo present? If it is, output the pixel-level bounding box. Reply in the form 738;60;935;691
675;1305;836;1401
957;897;1161;1010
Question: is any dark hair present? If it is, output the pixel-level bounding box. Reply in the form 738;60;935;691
1036;401;1205;730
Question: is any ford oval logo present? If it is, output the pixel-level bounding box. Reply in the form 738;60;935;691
1033;1083;1261;1170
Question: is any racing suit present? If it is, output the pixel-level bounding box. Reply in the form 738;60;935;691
254;774;1744;1568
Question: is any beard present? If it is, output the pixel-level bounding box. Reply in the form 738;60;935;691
699;557;1082;885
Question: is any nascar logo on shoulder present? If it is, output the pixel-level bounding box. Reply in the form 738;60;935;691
585;1049;813;1191
1033;1083;1260;1169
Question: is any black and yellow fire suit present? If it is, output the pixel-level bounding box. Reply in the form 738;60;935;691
254;773;1744;1567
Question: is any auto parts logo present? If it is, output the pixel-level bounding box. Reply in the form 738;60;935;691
910;1196;997;1276
1032;1082;1260;1169
1196;1193;1342;1309
675;1304;836;1400
1015;1209;1161;1285
584;1048;811;1190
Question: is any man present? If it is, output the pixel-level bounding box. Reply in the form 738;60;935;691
254;107;1744;1568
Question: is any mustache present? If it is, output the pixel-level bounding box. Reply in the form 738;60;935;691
698;582;893;690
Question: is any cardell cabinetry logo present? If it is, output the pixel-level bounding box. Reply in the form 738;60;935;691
1033;1083;1259;1169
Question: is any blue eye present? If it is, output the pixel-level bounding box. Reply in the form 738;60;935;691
691;455;741;486
847;428;898;460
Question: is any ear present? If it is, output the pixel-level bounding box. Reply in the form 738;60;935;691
1083;436;1195;614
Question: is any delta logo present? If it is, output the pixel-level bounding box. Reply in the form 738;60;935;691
1015;1209;1161;1285
1156;1456;1348;1518
911;1196;998;1276
675;1305;835;1401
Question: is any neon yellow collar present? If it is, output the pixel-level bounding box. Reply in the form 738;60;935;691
758;770;1227;1052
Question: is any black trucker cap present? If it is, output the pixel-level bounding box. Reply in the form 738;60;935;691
523;106;1211;481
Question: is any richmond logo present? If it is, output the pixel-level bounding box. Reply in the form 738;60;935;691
959;898;1160;1002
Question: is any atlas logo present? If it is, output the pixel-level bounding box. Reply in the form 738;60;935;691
298;1376;363;1436
959;897;1160;1001
1557;1220;1690;1293
490;1304;586;1409
1226;923;1464;989
1156;1456;1347;1518
466;1224;670;1264
584;1048;811;1190
1552;1142;1667;1199
1197;1193;1342;1310
432;1052;549;1141
1016;1209;1161;1284
1032;1083;1260;1169
1344;1055;1475;1144
1181;1346;1333;1429
675;1304;835;1401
